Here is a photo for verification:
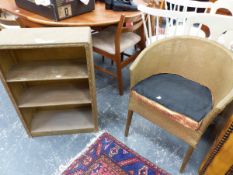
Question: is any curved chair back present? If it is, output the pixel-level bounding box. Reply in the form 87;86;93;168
139;0;213;46
184;14;233;50
138;5;192;46
130;36;233;110
165;0;213;13
211;0;233;15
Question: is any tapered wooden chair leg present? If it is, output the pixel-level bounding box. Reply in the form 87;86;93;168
116;62;123;95
125;110;133;137
180;146;194;173
121;52;124;61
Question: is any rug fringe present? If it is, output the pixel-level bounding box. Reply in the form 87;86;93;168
54;131;106;175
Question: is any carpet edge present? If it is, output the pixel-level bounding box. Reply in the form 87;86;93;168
53;131;106;175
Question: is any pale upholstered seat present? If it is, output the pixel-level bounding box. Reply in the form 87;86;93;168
93;26;141;55
93;14;145;95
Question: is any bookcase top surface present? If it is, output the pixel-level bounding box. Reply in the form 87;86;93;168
0;27;91;49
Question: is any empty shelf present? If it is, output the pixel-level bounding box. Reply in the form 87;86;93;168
18;84;91;108
7;60;88;82
30;107;95;136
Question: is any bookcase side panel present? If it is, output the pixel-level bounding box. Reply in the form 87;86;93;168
0;49;31;136
84;42;98;131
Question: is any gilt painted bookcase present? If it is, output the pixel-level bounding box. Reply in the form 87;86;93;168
0;27;98;137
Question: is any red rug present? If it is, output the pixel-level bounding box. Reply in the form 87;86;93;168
62;132;170;175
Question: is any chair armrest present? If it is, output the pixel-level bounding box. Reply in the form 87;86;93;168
216;89;233;110
200;89;233;133
199;107;222;133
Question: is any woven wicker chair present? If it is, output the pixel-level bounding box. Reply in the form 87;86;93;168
124;36;233;173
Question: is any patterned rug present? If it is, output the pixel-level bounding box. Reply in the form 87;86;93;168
61;132;170;175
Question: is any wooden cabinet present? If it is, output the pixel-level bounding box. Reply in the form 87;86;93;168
0;27;98;137
199;102;233;175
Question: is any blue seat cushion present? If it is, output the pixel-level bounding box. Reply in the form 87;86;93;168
132;73;213;123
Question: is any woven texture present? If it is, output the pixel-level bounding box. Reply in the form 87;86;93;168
62;132;170;175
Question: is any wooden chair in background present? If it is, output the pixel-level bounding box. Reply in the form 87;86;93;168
139;0;213;46
139;6;186;46
184;13;233;50
144;0;164;35
183;0;233;49
93;14;145;95
164;0;213;13
210;0;233;15
124;36;233;173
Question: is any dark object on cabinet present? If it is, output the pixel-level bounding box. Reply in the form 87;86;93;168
15;0;95;21
105;0;137;11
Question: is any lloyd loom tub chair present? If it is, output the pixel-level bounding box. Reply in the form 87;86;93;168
124;36;233;172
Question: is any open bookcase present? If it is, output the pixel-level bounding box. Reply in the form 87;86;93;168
0;27;98;137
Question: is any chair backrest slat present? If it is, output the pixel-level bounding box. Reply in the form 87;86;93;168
139;0;213;46
141;13;149;43
165;0;213;10
120;14;143;33
138;5;194;46
121;20;143;33
148;15;153;42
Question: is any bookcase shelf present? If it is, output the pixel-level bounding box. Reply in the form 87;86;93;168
18;83;91;108
30;107;94;136
0;27;98;137
6;60;88;82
